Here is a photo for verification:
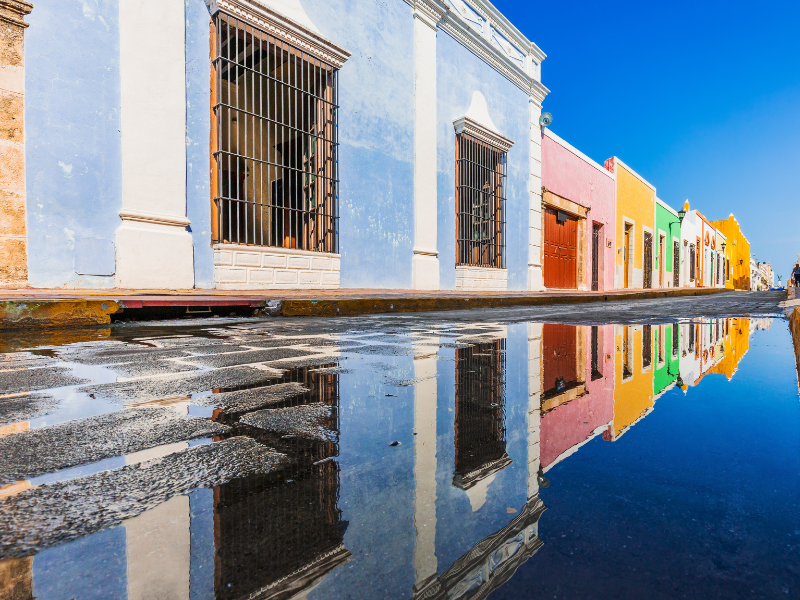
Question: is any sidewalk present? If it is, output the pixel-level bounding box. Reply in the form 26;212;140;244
0;286;731;330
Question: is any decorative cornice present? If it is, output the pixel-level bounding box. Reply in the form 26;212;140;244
119;209;191;228
0;0;33;28
408;0;447;30
205;0;350;69
438;8;550;104
453;116;514;153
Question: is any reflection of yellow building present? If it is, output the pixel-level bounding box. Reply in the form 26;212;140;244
708;318;751;380
606;325;654;440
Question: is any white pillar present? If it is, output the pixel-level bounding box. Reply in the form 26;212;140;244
528;98;544;291
413;340;439;585
116;0;194;289
411;5;441;290
527;323;543;498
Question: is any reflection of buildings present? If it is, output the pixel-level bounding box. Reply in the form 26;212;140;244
708;318;750;380
538;324;614;472
0;557;32;599
653;324;680;397
606;325;654;440
453;341;511;492
412;329;547;600
212;366;348;600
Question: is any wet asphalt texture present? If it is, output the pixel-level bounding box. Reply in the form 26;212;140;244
0;291;786;560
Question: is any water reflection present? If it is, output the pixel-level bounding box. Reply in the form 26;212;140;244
0;317;775;599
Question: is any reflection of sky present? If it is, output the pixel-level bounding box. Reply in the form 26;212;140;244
492;321;800;599
12;318;797;600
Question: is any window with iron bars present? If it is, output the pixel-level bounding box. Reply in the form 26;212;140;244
455;133;506;269
212;13;339;252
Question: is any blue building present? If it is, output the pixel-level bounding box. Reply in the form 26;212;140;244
14;0;548;291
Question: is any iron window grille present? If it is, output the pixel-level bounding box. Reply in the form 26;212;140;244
455;133;506;269
212;13;339;252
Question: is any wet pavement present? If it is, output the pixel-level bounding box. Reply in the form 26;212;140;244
0;292;798;599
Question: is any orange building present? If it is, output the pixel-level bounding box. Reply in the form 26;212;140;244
710;215;751;290
605;325;654;440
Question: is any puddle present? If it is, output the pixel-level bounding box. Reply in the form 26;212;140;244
0;315;797;599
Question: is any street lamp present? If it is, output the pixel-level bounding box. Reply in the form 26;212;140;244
677;208;686;223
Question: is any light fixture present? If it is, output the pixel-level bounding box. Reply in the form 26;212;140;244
677;208;686;223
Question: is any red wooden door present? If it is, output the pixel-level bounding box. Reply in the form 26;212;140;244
543;208;578;289
543;323;578;397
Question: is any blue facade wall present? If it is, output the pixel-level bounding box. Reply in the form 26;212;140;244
436;33;530;290
25;0;122;288
302;0;415;289
185;0;214;288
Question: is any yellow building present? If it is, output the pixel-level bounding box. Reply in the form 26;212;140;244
605;157;657;289
707;318;751;380
606;325;655;440
710;215;750;290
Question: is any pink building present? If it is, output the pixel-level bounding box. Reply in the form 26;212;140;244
541;130;616;291
540;324;615;472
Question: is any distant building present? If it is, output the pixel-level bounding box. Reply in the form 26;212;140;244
710;214;751;291
654;199;681;288
541;131;616;291
604;159;657;289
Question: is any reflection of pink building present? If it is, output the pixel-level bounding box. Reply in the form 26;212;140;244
542;130;616;291
540;325;615;471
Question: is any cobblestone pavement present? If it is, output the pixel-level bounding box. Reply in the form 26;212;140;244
0;290;786;559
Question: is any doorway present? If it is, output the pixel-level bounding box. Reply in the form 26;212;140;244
591;223;601;291
543;207;578;289
658;234;665;287
643;231;653;289
673;241;680;287
624;223;632;288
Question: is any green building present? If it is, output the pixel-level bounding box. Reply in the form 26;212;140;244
655;198;682;288
653;323;681;396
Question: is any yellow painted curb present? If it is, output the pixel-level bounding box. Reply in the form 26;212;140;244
0;300;121;331
281;288;729;317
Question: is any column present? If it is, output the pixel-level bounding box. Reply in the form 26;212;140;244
116;0;194;289
527;323;543;498
411;3;441;290
412;338;439;592
0;1;32;288
528;98;544;291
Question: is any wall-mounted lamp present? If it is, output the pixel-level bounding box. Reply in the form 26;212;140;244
677;208;686;223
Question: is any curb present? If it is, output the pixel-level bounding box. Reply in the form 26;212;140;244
0;300;121;331
280;288;730;316
0;288;731;331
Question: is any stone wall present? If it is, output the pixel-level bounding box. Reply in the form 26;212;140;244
0;1;32;287
454;266;508;291
213;245;340;290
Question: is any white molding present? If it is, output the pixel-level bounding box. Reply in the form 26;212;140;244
434;0;550;104
605;157;656;193
453;116;514;152
206;0;351;68
543;129;614;180
119;209;191;228
655;197;679;218
408;0;447;29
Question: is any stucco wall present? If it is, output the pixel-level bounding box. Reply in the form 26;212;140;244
25;0;122;288
612;161;655;289
711;216;751;290
655;202;680;286
185;0;214;288
542;133;615;291
301;0;415;289
436;32;529;291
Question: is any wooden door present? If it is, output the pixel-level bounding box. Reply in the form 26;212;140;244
643;231;653;289
543;323;577;398
592;223;601;291
659;236;665;286
673;241;680;287
543;208;578;289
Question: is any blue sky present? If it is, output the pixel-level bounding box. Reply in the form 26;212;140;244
491;0;800;280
